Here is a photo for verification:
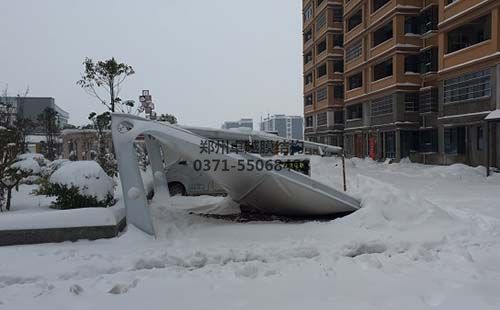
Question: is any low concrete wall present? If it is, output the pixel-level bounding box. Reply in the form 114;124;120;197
0;217;126;247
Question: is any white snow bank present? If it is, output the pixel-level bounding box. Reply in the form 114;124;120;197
11;158;41;174
17;153;45;161
49;161;114;200
0;203;124;230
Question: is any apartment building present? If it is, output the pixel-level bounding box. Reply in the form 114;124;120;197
342;0;423;160
303;0;499;168
260;114;304;140
303;0;346;147
434;0;500;169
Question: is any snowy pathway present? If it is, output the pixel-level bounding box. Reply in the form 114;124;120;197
1;158;499;309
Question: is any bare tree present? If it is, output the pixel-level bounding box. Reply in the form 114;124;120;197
77;57;135;113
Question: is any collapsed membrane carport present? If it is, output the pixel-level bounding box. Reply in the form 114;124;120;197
111;114;361;235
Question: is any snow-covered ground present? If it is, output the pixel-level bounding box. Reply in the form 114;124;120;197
1;157;500;309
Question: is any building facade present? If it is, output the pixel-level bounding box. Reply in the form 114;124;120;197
260;114;304;140
302;0;500;168
1;97;70;131
221;118;254;130
303;0;346;146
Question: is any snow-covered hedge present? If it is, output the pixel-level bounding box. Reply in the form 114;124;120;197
45;161;115;209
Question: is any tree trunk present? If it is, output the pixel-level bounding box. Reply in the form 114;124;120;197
110;80;115;113
6;187;12;211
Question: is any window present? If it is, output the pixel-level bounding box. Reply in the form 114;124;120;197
420;47;437;73
334;84;344;99
316;87;327;101
443;69;491;104
373;58;392;81
404;16;420;34
304;94;313;106
305;116;314;127
444;127;466;155
317;40;326;54
332;6;343;22
304;4;313;22
347;104;363;120
333;34;343;47
477;126;485;151
348;72;363;90
316;12;327;31
333;60;343;73
304;73;313;85
420;129;438;153
404;93;419;112
419;88;438;113
373;21;393;47
347;10;362;31
371;95;393;117
334;111;344;124
304;28;312;43
304;51;313;64
346;41;362;62
421;6;438;34
404;55;419;73
317;63;327;77
372;0;390;13
317;112;327;126
447;14;491;54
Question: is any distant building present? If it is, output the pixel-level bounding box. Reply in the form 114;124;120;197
260;115;304;140
221;118;253;130
0;97;17;127
61;129;113;160
1;97;70;131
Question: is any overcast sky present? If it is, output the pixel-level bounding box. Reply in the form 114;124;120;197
0;0;303;127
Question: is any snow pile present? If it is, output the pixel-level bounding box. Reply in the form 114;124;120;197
49;161;114;201
0;204;124;230
10;158;41;174
17;153;45;161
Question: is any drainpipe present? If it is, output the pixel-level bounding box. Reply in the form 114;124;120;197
486;121;490;177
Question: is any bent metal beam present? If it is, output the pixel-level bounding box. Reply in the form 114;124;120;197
111;113;361;236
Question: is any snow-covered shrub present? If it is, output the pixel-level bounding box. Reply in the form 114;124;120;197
36;159;70;195
45;161;115;209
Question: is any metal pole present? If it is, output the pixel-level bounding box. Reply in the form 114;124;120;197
342;151;347;192
486;121;490;177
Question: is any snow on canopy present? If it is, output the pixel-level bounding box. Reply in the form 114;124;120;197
11;158;41;174
49;161;114;201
